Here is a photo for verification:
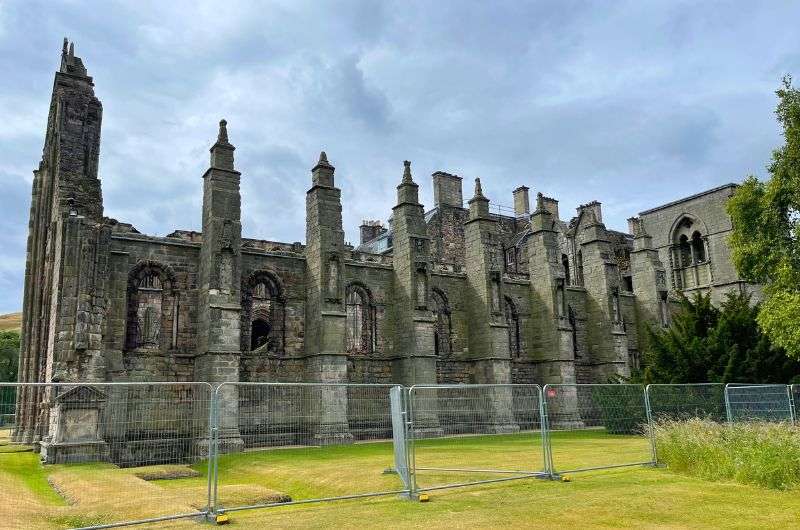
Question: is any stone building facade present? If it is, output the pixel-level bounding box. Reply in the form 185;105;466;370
14;42;760;452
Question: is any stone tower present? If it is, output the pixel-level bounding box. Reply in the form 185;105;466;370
628;216;670;334
195;119;244;451
16;39;106;443
463;179;512;379
575;202;630;380
463;178;517;432
304;152;352;443
389;161;437;385
527;193;576;385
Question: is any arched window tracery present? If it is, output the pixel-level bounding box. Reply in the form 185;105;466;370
431;289;452;356
671;216;712;290
125;261;176;351
242;271;285;354
562;254;571;286
346;284;376;354
505;296;522;358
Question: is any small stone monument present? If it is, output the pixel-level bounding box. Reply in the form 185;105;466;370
40;385;110;464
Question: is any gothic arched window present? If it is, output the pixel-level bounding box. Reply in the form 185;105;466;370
125;262;176;351
576;250;585;286
670;215;712;290
346;284;375;354
504;296;521;357
562;254;571;286
242;272;285;354
431;289;452;356
568;305;579;358
678;234;692;267
691;231;706;263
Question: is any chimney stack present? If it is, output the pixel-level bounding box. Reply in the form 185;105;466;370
513;186;530;216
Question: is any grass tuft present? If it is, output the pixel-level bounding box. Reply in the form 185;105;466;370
655;419;800;490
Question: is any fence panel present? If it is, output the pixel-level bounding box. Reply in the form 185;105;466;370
646;383;727;423
0;382;213;529
212;383;407;515
543;384;653;475
389;386;411;491
407;384;547;492
725;384;793;423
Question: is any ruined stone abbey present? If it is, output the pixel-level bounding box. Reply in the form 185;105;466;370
14;42;761;446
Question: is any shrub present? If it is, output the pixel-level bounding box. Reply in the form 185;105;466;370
655;419;800;489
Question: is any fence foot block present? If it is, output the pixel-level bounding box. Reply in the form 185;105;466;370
541;473;563;481
214;514;230;525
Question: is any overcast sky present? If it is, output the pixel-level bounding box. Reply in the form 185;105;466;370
0;1;798;314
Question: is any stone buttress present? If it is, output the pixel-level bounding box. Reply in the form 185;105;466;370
526;193;582;427
194;120;245;452
463;178;518;432
304;152;353;444
575;203;630;380
389;162;442;434
628;217;670;338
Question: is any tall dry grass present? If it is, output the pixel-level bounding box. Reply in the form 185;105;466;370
654;419;800;489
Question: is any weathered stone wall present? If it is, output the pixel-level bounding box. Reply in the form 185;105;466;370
17;44;767;460
638;184;761;303
103;234;201;382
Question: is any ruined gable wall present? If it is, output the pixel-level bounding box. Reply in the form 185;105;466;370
637;185;760;302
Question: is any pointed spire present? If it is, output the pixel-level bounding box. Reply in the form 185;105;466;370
62;37;68;56
396;160;419;205
209;119;235;170
315;150;333;169
402;160;413;184
68;42;74;58
217;119;229;144
467;177;490;219
473;177;485;199
311;150;335;186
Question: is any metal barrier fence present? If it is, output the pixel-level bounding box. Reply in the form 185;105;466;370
543;384;655;475
646;383;727;423
210;383;408;516
405;384;547;494
0;382;213;529
2;380;798;528
725;384;794;424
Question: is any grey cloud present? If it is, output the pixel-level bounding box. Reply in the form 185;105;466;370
0;0;799;313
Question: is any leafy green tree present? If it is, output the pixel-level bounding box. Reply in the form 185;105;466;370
642;293;719;383
727;76;800;359
642;292;800;384
0;330;19;382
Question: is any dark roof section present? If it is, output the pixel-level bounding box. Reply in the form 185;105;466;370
638;183;738;216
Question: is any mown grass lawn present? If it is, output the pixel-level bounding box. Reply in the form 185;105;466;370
0;430;798;529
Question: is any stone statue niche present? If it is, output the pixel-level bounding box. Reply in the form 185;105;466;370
40;385;110;464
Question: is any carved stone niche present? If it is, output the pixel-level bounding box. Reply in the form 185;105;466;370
40;385;110;464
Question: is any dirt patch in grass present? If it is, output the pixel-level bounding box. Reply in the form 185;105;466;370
216;484;291;507
133;465;201;481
